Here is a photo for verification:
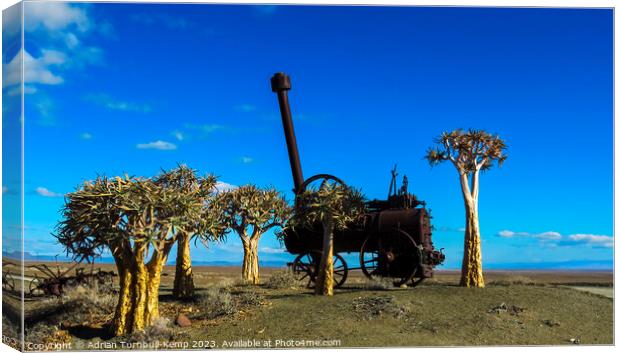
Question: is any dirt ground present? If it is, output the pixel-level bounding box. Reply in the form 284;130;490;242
2;262;614;350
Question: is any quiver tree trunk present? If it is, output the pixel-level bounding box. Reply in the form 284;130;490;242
315;220;334;296
110;246;170;336
241;237;260;285
459;172;484;288
173;232;194;299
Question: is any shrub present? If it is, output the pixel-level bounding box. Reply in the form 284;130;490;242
192;287;236;320
238;289;265;306
264;270;299;289
352;295;410;320
58;285;116;325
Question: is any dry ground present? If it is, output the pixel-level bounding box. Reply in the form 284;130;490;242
2;262;614;350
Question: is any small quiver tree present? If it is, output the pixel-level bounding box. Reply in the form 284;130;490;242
212;185;291;285
425;129;507;288
153;165;222;300
293;184;365;296
55;170;224;336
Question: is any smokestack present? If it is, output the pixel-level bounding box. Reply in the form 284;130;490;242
271;72;304;193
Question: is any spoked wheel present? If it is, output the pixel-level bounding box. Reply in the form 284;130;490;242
409;245;425;287
2;271;15;291
28;275;43;296
298;174;346;194
292;251;320;288
410;275;425;287
292;251;348;289
360;230;419;287
295;174;347;209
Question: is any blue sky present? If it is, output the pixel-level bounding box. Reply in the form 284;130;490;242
2;3;613;270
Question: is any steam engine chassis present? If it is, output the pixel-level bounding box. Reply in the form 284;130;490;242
271;73;445;288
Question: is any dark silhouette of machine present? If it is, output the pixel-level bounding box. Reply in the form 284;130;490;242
271;72;445;288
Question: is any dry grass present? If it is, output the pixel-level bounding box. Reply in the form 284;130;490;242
489;275;536;286
12;265;613;348
264;270;300;289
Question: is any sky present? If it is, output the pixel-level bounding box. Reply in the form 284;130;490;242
2;3;613;270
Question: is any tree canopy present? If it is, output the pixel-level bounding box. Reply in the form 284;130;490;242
426;129;507;174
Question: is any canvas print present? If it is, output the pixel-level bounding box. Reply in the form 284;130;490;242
1;1;613;351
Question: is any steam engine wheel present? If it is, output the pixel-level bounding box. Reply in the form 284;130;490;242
360;229;422;287
295;174;347;209
291;250;348;289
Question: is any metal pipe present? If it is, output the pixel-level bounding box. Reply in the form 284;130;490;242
271;72;304;193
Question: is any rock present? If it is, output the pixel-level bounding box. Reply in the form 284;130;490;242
488;303;508;314
175;313;192;327
543;319;560;327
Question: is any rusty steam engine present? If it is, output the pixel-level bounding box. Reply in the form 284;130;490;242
271;72;445;288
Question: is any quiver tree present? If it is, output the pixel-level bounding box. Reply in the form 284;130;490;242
425;129;507;288
153;165;223;300
55;168;225;336
212;185;291;285
293;184;365;296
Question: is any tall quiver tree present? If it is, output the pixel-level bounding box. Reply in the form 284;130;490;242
212;185;291;285
294;184;365;296
425;129;507;288
55;168;224;336
153;165;221;300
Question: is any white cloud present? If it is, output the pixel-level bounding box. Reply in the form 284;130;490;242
7;85;37;97
24;2;90;33
236;104;256;112
2;5;21;36
171;131;184;141
241;156;254;164
136;140;177;151
498;229;612;249
497;230;528;238
80;132;93;140
3;49;66;88
2;3;107;106
437;226;466;233
201;124;225;133
260;246;286;254
184;123;227;133
564;234;613;248
497;230;558;239
64;32;80;49
85;93;151;113
36;187;62;197
214;181;237;193
535;231;561;240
